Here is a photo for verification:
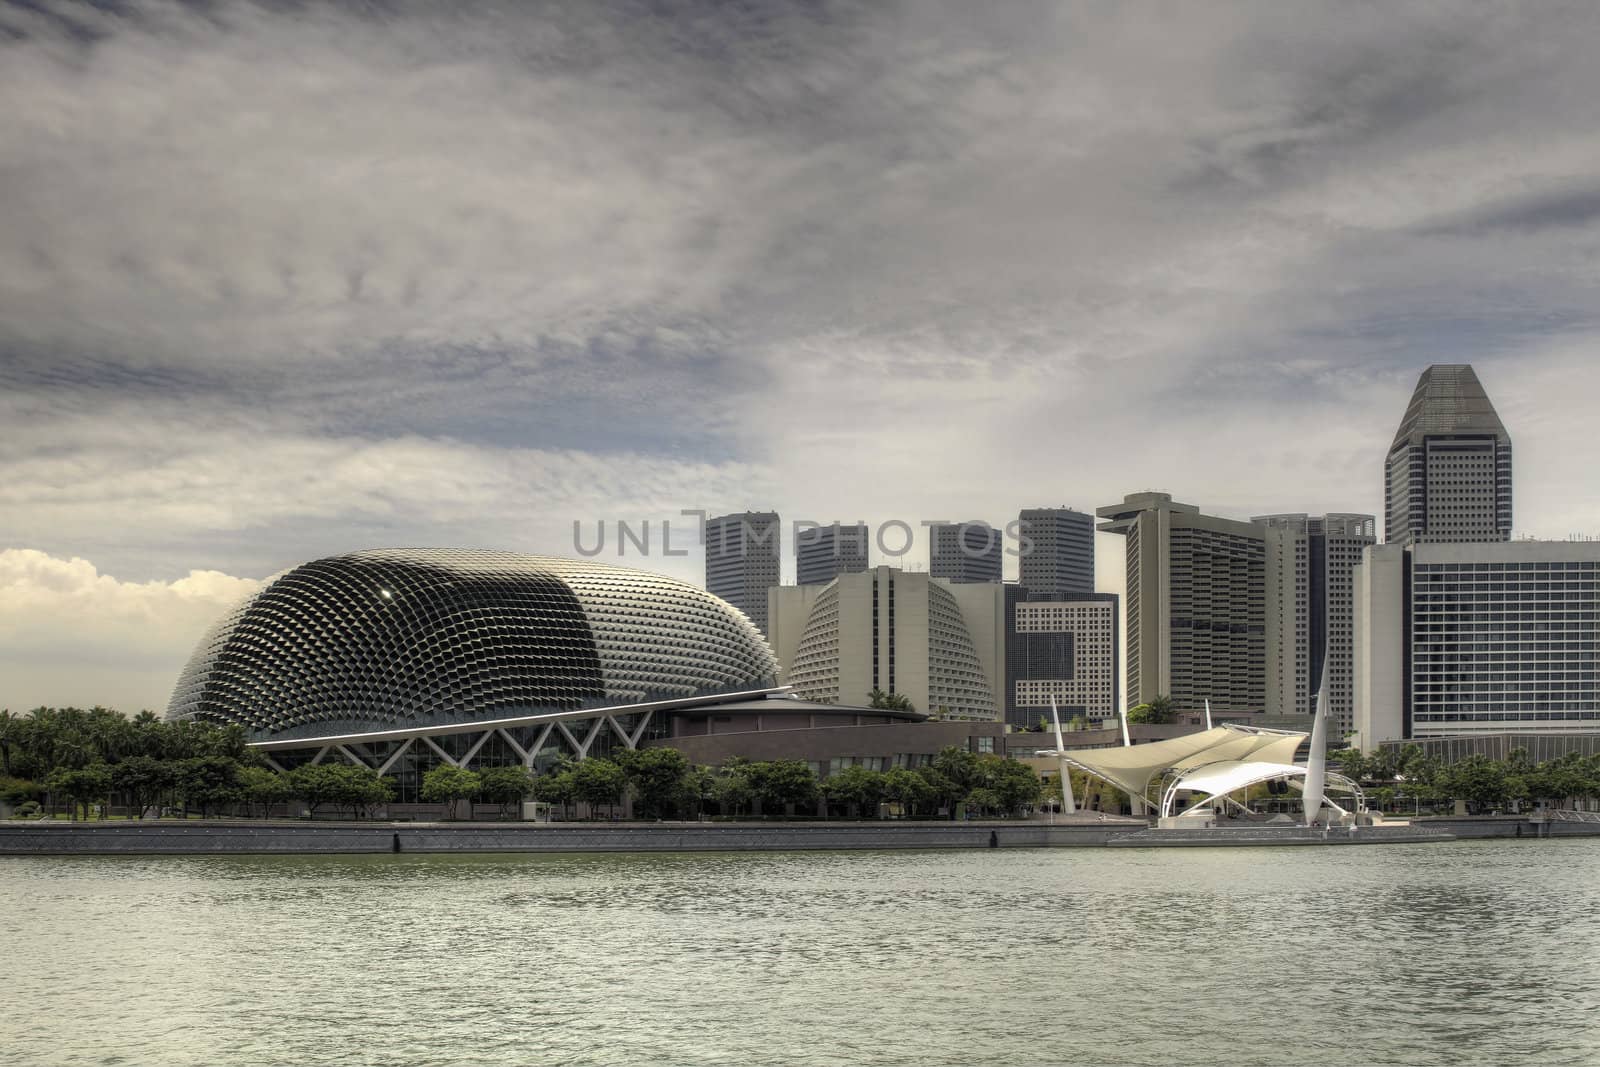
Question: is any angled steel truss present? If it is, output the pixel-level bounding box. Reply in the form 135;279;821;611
250;686;783;774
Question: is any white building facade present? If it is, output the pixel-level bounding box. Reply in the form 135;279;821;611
1354;540;1600;747
768;567;1004;720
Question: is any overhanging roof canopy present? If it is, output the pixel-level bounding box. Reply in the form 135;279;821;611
1056;725;1308;799
1170;760;1306;799
1161;760;1362;819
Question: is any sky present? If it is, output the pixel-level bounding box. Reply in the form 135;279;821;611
4;0;1600;713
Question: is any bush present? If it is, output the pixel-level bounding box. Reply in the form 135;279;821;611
11;800;41;818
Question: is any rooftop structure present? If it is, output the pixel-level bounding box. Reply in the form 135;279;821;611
1385;364;1513;545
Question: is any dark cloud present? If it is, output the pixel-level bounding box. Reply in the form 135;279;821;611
5;0;1600;707
1419;183;1600;236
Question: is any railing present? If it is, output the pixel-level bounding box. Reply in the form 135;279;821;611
1537;809;1600;824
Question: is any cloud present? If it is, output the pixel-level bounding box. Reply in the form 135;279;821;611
0;549;262;713
5;1;1600;707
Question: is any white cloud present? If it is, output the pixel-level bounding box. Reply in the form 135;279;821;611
0;549;262;713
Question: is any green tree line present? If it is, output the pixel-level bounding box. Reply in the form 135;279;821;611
2;708;1052;822
1332;743;1600;814
0;706;402;820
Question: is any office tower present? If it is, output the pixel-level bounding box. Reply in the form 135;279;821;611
795;522;870;586
1354;541;1600;746
768;567;1004;720
1385;364;1512;545
1017;507;1095;599
928;522;1003;583
704;511;781;638
1002;585;1119;729
1253;513;1377;728
1097;492;1269;716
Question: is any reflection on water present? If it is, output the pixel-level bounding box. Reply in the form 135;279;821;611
2;842;1598;1067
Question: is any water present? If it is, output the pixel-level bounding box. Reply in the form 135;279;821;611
1;841;1597;1067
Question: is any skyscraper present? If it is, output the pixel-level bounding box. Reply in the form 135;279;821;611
928;522;1003;583
1001;585;1119;728
795;522;870;586
1253;513;1377;728
1354;540;1600;746
1384;364;1512;545
1097;492;1269;715
1017;507;1095;599
704;511;781;638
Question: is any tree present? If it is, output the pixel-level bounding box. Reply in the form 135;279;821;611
46;763;112;821
571;758;627;818
238;765;294;819
1126;696;1178;725
532;768;577;820
1439;754;1507;813
613;748;690;819
867;689;915;712
1334;748;1368;783
915;766;961;818
822;766;887;818
0;710;22;778
683;765;718;819
743;760;819;815
1367;746;1399;782
1530;753;1593;809
478;766;536;819
712;767;755;817
287;764;342;817
420;765;481;820
932;746;979;794
964;787;1002;817
978;755;1042;815
882;767;932;817
112;755;174;819
174;756;244;818
331;765;394;819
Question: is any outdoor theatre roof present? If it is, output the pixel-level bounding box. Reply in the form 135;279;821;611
1058;724;1308;799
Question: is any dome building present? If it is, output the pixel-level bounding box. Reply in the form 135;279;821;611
170;549;781;739
169;550;926;803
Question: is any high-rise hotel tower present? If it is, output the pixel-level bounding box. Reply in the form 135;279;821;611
1384;364;1512;544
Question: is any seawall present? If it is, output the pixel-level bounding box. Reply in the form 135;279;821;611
0;819;1138;855
2;815;1593;855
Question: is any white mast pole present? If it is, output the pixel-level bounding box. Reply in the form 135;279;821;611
1302;672;1330;828
1050;697;1076;814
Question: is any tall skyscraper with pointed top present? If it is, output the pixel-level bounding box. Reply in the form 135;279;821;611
1384;364;1512;544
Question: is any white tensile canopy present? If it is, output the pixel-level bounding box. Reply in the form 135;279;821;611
1159;760;1364;820
1056;724;1308;802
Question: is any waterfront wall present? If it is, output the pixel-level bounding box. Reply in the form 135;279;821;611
3;815;1595;855
0;819;1138;855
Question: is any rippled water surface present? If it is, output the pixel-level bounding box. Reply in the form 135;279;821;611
3;841;1598;1066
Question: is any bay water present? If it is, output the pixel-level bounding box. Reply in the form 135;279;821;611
2;840;1597;1066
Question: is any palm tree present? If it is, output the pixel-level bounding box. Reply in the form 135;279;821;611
0;710;19;778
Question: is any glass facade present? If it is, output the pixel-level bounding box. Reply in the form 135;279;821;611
169;549;780;739
1410;556;1600;729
